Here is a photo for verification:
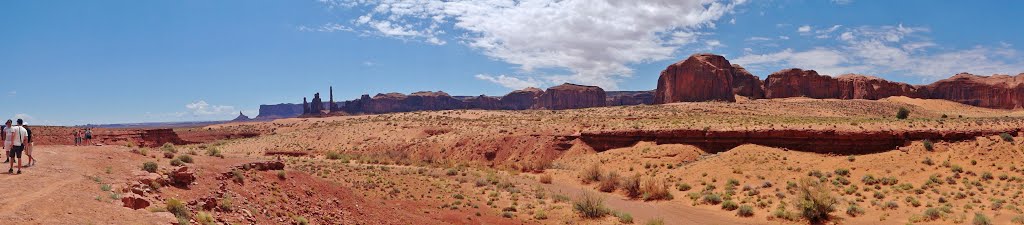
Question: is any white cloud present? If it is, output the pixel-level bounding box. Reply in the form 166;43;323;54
475;74;542;90
6;91;14;97
778;36;790;40
734;24;1024;82
320;0;747;90
706;40;725;48
298;23;353;32
746;36;772;41
185;100;237;116
797;25;811;33
831;0;854;5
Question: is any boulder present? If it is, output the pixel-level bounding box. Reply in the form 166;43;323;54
655;53;737;103
500;87;543;110
121;193;151;210
169;166;196;187
536;83;607;110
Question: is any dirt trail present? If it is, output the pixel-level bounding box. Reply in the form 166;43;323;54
0;146;170;225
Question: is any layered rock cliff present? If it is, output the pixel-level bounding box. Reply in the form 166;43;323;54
536;83;607;110
655;53;737;103
920;73;1024;109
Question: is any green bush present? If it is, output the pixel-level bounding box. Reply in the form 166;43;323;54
923;139;934;151
161;143;177;153
1001;133;1015;142
676;183;692;191
167;198;189;219
896;107;910;119
142;162;158;173
170;159;184;167
615;211;634;224
702;193;723;205
196;211;215;225
206;148;223;158
923;207;943;221
737;205;755;217
573;192;609;219
973;213;992;225
326;151;345;160
846;204;864;217
721;200;739;211
796;178;836;223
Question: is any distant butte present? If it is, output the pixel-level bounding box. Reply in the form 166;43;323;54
257;53;1024;118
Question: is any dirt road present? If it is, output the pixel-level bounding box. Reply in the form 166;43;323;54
0;146;171;225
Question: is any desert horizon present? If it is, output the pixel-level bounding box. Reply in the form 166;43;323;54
3;1;1024;225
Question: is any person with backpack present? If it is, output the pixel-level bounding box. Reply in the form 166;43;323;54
8;119;28;174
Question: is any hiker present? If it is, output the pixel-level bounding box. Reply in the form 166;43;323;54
84;128;93;146
23;124;35;166
8;119;28;174
74;129;82;146
1;120;9;164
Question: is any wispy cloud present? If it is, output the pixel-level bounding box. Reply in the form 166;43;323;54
316;0;747;90
735;24;1024;82
474;74;542;90
6;91;14;97
185;100;237;116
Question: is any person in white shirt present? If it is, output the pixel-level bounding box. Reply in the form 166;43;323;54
8;119;28;174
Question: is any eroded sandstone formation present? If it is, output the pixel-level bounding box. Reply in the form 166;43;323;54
730;65;766;99
536;83;607;110
500;87;544;110
764;68;842;99
655;53;737;103
31;126;191;147
606;91;655;106
920;73;1024;109
256;103;303;120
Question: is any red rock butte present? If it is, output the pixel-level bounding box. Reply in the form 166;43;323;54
655;53;1024;109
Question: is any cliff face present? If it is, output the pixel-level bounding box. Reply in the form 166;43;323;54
579;128;1021;154
606;91;655;106
256;104;304;120
920;73;1024;109
342;92;467;114
730;65;766;99
764;68;842;99
655;53;737;103
500;87;543;110
536;83;607;110
31;126;191;147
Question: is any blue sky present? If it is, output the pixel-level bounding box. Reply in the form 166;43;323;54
1;0;1022;125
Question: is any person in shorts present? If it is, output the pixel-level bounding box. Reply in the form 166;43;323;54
84;128;93;145
1;120;9;164
73;130;81;146
23;124;35;166
8;119;28;174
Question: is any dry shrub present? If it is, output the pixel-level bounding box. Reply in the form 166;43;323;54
796;177;837;223
573;192;609;219
598;172;620;192
581;163;603;184
620;173;641;198
641;176;673;201
539;174;553;184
